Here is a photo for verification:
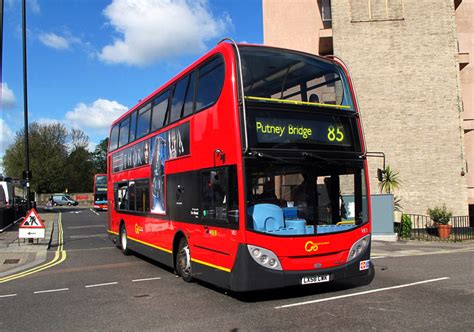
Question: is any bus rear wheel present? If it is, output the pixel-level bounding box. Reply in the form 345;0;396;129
120;224;130;255
176;238;192;282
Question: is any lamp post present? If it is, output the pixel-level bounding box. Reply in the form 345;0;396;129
0;0;3;78
22;0;32;210
1;0;4;82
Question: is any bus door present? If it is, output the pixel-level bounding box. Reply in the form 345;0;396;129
195;166;240;270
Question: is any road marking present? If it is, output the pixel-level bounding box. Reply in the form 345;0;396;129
85;282;118;288
68;225;106;229
132;277;162;283
34;288;69;294
89;208;100;216
0;213;67;283
274;277;450;309
0;294;17;298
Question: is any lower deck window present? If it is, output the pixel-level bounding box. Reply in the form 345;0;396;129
115;179;150;213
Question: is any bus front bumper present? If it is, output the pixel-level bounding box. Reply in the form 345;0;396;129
230;243;373;292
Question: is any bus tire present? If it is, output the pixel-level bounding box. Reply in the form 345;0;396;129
120;223;130;255
176;238;193;282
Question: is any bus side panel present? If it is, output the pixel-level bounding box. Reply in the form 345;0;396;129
127;235;174;268
167;170;239;278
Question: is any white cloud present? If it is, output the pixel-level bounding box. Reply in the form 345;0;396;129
0;119;15;156
28;0;40;13
65;99;128;135
39;33;71;50
1;83;16;109
99;0;231;66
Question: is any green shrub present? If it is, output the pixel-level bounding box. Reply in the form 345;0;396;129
427;205;452;225
400;214;412;239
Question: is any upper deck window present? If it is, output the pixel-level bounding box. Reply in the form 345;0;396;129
168;75;190;124
129;111;137;142
118;116;130;148
109;124;119;151
239;46;351;108
136;104;151;139
182;71;196;118
196;55;225;112
152;91;169;131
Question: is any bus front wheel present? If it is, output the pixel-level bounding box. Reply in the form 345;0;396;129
176;238;192;282
120;224;130;255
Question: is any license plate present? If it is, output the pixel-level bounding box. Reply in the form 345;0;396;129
301;274;330;285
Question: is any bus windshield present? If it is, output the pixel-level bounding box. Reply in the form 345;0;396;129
94;175;107;203
240;46;352;108
246;160;368;236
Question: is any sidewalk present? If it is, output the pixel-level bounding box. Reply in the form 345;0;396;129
0;211;57;277
372;239;474;258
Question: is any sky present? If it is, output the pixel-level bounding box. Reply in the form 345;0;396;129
0;0;263;172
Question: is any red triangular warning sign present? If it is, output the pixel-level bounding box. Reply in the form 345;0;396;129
20;209;45;228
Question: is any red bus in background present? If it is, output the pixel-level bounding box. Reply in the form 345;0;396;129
107;39;373;292
93;174;107;210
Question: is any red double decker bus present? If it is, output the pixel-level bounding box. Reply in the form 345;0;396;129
93;174;107;210
107;40;373;291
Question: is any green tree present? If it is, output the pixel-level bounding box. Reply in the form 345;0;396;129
91;138;108;174
64;146;95;193
3;122;68;193
69;128;90;150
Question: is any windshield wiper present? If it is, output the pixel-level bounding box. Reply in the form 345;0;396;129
303;152;365;162
302;152;329;162
247;151;288;164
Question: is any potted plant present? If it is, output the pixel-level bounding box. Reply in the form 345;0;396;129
427;205;453;239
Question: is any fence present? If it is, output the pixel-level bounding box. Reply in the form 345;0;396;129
396;214;474;242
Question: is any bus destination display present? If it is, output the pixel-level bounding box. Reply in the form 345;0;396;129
254;115;352;147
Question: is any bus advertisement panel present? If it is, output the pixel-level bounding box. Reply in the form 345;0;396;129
107;40;373;292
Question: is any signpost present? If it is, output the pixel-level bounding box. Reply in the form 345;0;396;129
19;208;45;240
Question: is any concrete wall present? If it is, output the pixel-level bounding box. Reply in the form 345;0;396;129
37;193;94;205
456;0;474;204
263;0;324;55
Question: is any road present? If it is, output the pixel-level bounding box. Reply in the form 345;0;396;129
0;209;473;331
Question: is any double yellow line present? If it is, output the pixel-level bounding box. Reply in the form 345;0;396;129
0;213;67;283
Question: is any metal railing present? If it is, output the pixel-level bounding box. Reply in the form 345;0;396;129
396;214;474;242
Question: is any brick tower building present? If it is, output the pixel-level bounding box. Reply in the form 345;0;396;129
263;0;473;216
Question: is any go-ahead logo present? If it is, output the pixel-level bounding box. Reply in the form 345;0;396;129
305;241;330;252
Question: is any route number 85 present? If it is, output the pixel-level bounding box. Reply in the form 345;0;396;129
327;126;344;142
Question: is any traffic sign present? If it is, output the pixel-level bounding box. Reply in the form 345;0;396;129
19;209;45;239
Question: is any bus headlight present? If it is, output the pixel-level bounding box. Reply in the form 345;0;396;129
247;245;282;270
346;235;370;263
